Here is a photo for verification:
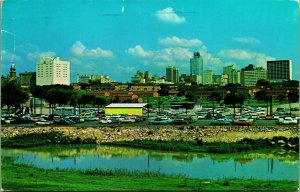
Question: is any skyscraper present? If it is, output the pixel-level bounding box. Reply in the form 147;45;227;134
166;66;179;84
190;52;203;84
267;60;292;82
223;64;241;84
36;56;70;86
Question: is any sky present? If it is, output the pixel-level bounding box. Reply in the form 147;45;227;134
2;0;299;83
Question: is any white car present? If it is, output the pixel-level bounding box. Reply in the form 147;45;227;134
278;117;298;125
120;117;135;123
100;118;112;124
36;120;53;125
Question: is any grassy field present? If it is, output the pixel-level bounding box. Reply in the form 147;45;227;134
2;156;298;191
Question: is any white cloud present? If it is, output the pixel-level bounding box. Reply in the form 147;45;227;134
127;45;152;58
155;7;186;24
71;41;113;58
158;36;203;47
218;49;276;68
1;50;23;65
127;45;192;62
233;37;260;44
27;51;56;61
126;40;227;72
218;49;253;60
115;66;136;74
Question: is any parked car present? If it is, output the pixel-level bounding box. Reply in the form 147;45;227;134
265;115;274;120
278;117;298;125
210;118;231;125
54;118;76;125
100;118;112;124
83;116;98;121
120;117;136;123
233;118;253;126
14;116;33;124
36;119;53;125
172;116;191;125
197;114;206;119
149;117;172;125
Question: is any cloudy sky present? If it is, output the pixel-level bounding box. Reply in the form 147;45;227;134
2;0;299;82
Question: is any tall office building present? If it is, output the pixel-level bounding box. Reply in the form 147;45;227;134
223;64;235;76
267;60;292;82
203;70;214;85
241;64;267;86
190;52;204;84
166;66;179;84
36;56;70;86
223;64;241;84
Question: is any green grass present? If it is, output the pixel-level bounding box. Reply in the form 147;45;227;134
3;131;298;153
104;137;299;153
2;156;298;191
2;131;97;148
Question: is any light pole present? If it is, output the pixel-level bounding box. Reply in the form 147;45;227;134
287;90;291;116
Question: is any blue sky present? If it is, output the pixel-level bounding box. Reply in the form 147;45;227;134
2;0;299;83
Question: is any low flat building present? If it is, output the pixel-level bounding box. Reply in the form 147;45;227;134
105;103;147;116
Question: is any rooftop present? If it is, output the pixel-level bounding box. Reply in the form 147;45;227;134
106;103;147;108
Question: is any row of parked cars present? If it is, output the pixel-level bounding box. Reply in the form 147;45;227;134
1;113;101;125
99;115;147;124
148;114;198;125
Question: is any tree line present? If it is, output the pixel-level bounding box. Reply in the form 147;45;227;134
1;82;109;114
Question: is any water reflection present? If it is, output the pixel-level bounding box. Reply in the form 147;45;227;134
2;145;298;180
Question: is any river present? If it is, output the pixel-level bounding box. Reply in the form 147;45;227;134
2;145;298;180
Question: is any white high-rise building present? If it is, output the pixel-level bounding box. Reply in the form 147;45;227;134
36;56;70;86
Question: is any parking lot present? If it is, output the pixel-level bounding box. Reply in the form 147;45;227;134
2;104;299;128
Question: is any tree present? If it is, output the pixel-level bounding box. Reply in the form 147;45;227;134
287;91;299;116
209;92;221;118
256;79;270;87
277;94;286;103
93;97;108;113
287;91;299;103
185;92;197;102
158;84;170;96
282;80;299;88
236;91;249;115
2;81;29;113
113;95;121;103
254;91;268;102
78;94;96;108
224;91;238;117
30;85;47;114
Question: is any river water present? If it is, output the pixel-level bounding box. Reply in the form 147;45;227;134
2;145;298;180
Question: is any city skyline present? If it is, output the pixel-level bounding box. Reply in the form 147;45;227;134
2;0;299;83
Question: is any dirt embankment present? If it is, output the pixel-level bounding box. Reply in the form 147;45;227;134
1;125;298;143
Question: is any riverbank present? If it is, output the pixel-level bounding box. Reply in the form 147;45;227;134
2;156;297;191
2;125;298;152
2;125;298;143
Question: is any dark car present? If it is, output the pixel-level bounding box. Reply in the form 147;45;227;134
211;118;231;125
54;119;76;125
172;116;192;125
14;117;33;124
